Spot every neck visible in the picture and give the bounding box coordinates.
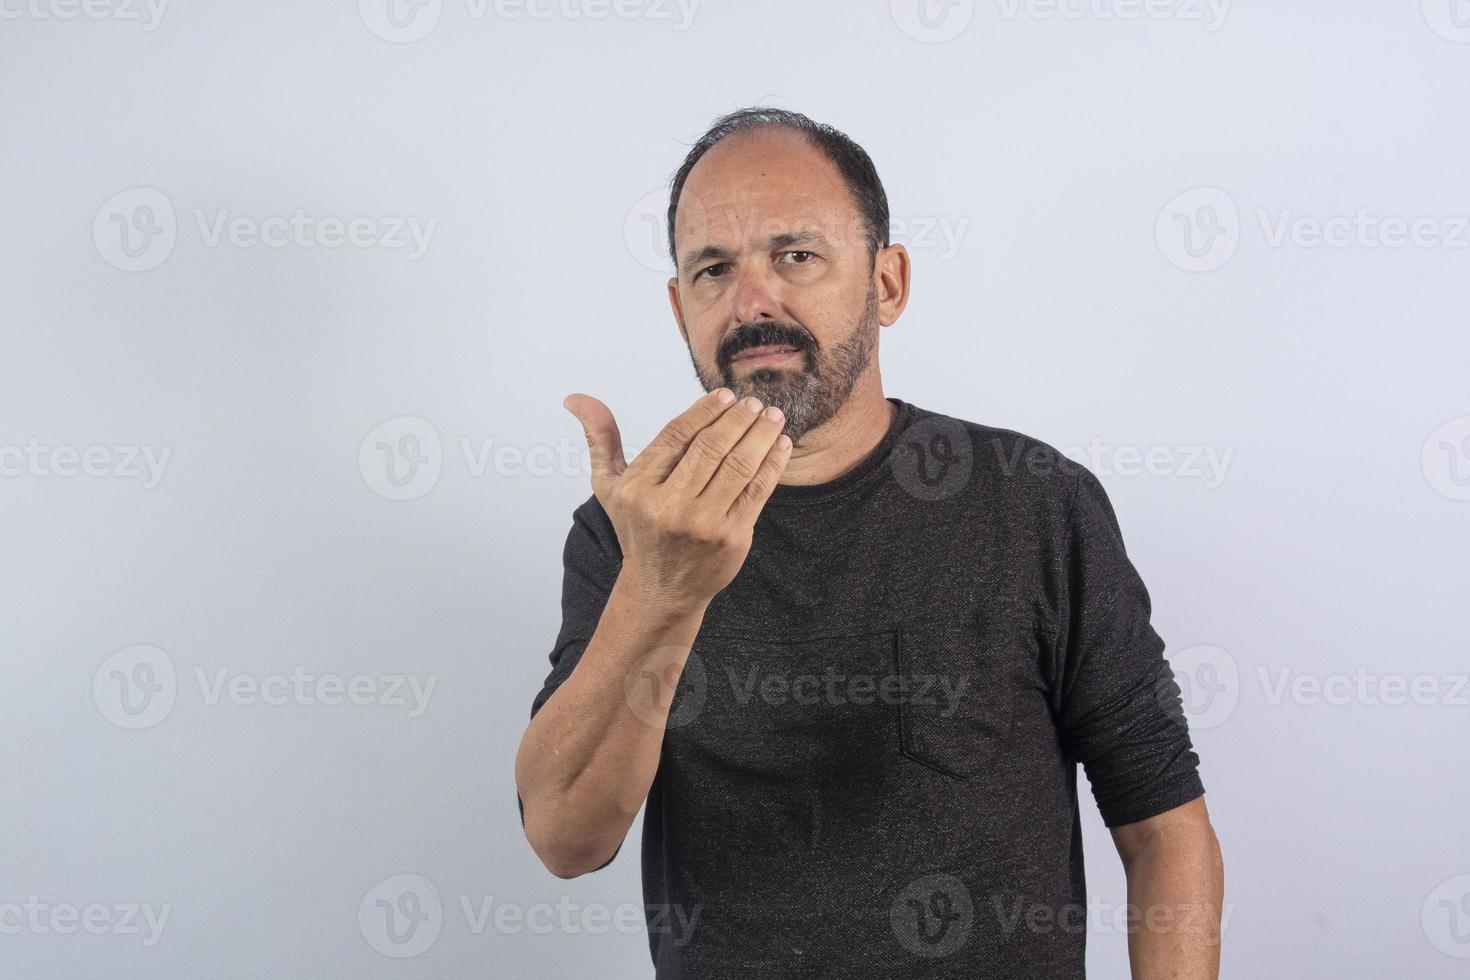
[777,377,897,487]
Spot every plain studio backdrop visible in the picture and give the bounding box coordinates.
[3,1,1468,977]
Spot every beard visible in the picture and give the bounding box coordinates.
[688,283,880,445]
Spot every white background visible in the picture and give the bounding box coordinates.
[3,0,1469,977]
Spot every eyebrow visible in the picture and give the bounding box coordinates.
[678,230,833,278]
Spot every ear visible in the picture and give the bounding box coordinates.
[874,244,912,326]
[668,276,690,345]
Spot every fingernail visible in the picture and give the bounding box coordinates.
[744,397,763,413]
[714,388,735,405]
[763,406,783,422]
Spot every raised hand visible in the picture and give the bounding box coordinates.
[563,388,792,610]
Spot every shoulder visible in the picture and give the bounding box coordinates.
[901,402,1094,518]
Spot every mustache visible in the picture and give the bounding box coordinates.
[717,322,813,367]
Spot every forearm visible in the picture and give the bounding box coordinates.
[1121,816,1225,979]
[514,570,708,877]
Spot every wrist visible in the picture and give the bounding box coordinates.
[612,570,711,621]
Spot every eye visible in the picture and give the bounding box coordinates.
[694,262,727,281]
[782,250,814,264]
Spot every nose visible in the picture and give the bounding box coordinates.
[730,260,783,325]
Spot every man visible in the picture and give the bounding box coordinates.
[515,107,1224,978]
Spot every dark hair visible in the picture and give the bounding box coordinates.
[665,107,891,273]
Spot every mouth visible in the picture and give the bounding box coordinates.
[731,344,803,368]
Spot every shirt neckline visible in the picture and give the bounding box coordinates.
[765,397,912,507]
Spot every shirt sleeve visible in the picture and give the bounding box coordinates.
[517,495,622,847]
[1051,465,1205,828]
[530,495,622,719]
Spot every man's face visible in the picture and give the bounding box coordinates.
[668,127,883,445]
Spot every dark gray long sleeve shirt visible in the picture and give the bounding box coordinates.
[527,395,1205,978]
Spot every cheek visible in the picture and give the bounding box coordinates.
[799,272,870,324]
[788,297,850,346]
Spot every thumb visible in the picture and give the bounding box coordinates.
[563,393,627,490]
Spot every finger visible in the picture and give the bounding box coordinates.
[663,395,767,496]
[728,431,794,523]
[563,393,627,496]
[700,403,786,511]
[628,387,739,483]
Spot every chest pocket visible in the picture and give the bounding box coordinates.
[893,618,1019,780]
[664,620,1021,788]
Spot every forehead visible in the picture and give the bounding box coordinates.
[675,127,859,250]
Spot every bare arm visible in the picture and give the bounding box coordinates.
[1110,796,1225,979]
[514,574,708,878]
[515,387,790,878]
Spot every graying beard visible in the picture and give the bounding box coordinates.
[690,286,880,445]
